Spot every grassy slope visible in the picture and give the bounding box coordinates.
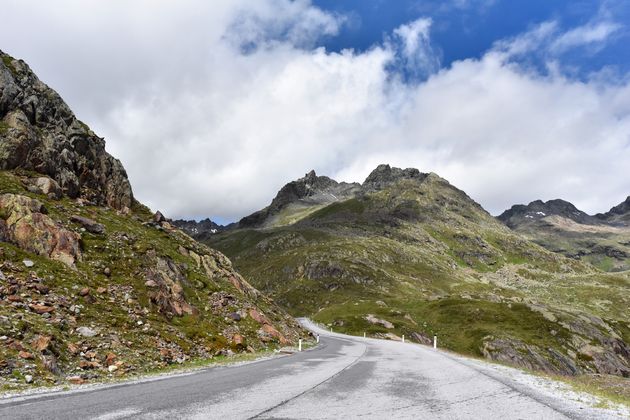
[509,218,630,272]
[0,171,304,391]
[208,175,630,377]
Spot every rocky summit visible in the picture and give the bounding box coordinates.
[0,51,306,392]
[0,50,132,210]
[208,166,630,378]
[238,169,361,229]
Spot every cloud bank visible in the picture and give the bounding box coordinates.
[1,0,629,221]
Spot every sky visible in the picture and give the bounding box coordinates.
[1,0,629,223]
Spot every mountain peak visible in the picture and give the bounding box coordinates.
[596,196,630,224]
[498,198,594,228]
[363,164,427,190]
[238,170,360,228]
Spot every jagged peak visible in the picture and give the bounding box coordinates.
[362,164,427,190]
[498,198,594,227]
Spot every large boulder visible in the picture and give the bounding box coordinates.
[0,50,133,210]
[0,193,81,266]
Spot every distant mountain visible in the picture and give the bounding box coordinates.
[0,49,305,390]
[498,199,630,272]
[498,199,597,228]
[207,165,630,378]
[171,218,224,240]
[238,169,361,228]
[597,196,630,225]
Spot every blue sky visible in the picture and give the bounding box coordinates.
[314,0,629,78]
[1,0,629,221]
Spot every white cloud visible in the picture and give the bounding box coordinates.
[551,21,621,53]
[391,18,440,78]
[0,0,629,220]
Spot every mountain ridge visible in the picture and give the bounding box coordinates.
[206,164,630,378]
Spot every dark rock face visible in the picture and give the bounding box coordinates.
[238,170,360,228]
[172,218,223,240]
[362,164,427,191]
[597,196,630,224]
[498,199,595,228]
[0,50,133,210]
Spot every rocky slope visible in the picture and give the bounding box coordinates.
[0,51,132,210]
[207,166,630,378]
[0,50,305,391]
[498,199,630,272]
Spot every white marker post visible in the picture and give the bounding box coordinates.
[402,335,405,343]
[316,334,320,343]
[330,327,333,333]
[299,339,302,352]
[433,335,437,349]
[363,332,366,338]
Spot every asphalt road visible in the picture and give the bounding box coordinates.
[0,319,622,419]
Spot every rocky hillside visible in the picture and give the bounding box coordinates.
[0,52,132,210]
[0,50,305,391]
[498,199,630,272]
[207,165,630,378]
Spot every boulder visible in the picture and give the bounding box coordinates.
[24,177,62,199]
[364,314,394,329]
[76,326,97,337]
[70,215,105,234]
[0,194,81,267]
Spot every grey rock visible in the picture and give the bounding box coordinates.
[76,326,97,337]
[0,50,133,210]
[22,259,34,268]
[70,215,105,234]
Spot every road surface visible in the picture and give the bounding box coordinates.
[0,319,624,419]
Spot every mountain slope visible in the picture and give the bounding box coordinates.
[208,166,630,377]
[498,199,630,272]
[0,50,305,391]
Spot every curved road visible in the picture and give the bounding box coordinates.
[0,319,622,419]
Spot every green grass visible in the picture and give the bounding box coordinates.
[1,54,18,77]
[0,121,9,135]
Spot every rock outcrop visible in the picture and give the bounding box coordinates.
[362,164,427,191]
[0,193,81,266]
[0,50,133,210]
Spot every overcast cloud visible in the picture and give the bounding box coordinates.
[1,0,629,221]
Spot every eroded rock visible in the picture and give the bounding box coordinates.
[0,194,81,266]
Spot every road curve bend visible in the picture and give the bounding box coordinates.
[0,318,624,419]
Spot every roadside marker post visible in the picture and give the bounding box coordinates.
[363,332,366,338]
[330,327,333,333]
[433,335,437,349]
[316,334,320,343]
[402,335,405,343]
[299,339,302,352]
